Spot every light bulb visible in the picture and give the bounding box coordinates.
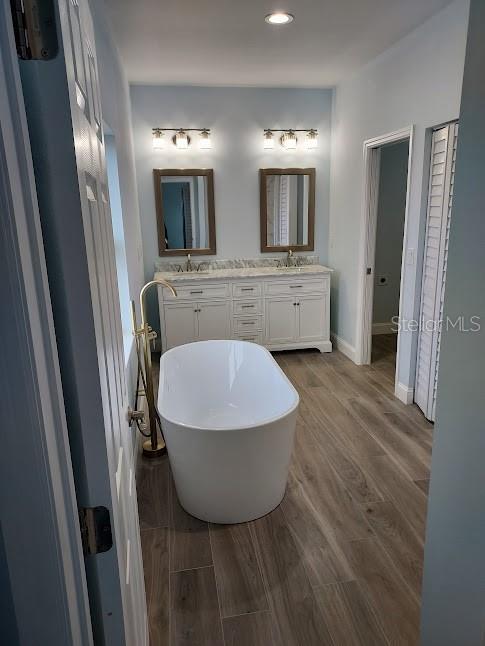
[263,130,275,150]
[265,12,294,25]
[199,129,212,150]
[281,130,297,150]
[174,130,189,149]
[152,129,164,150]
[305,129,318,149]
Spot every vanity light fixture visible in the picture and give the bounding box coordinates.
[174,129,190,149]
[265,12,294,25]
[263,128,319,151]
[281,129,298,150]
[199,128,212,150]
[263,129,275,150]
[152,127,213,151]
[305,129,319,149]
[152,128,165,150]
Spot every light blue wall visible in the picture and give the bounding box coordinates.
[329,0,469,386]
[421,1,485,642]
[373,141,409,326]
[130,85,333,333]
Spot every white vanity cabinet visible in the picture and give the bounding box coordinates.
[265,297,297,344]
[197,301,231,341]
[163,300,231,349]
[164,302,198,349]
[264,279,329,348]
[265,295,327,345]
[158,268,332,353]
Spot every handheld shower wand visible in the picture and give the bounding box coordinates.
[131,279,177,458]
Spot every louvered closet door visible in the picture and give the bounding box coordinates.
[415,123,458,421]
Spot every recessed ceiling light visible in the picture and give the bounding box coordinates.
[265,12,294,25]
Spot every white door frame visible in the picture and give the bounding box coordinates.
[0,3,92,643]
[356,126,414,395]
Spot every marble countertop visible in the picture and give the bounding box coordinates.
[154,264,333,283]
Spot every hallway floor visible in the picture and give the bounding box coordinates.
[137,340,432,645]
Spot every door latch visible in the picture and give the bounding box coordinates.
[79,506,113,556]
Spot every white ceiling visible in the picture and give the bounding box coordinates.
[104,0,454,87]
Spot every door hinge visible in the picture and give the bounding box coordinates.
[9,0,58,60]
[79,506,113,556]
[366,267,372,275]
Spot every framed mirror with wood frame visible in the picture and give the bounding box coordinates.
[153,168,216,256]
[260,168,315,252]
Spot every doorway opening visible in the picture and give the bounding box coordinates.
[371,140,409,380]
[356,127,413,393]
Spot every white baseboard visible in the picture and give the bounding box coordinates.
[330,333,357,363]
[395,381,414,405]
[372,322,397,335]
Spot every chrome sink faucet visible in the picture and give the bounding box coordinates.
[286,249,294,267]
[175,254,208,273]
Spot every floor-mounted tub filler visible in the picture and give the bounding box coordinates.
[157,340,299,523]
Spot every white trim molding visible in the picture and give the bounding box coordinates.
[331,333,357,363]
[395,381,414,405]
[355,125,415,399]
[372,322,397,335]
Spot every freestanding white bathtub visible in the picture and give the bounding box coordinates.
[157,340,299,523]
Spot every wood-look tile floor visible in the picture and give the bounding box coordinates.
[137,335,433,646]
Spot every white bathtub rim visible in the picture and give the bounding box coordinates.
[158,339,300,432]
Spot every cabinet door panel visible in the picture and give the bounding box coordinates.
[265,297,297,344]
[164,303,198,349]
[198,301,231,341]
[298,295,326,342]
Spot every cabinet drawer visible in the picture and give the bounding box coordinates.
[162,282,229,301]
[232,282,262,298]
[235,331,263,345]
[232,299,263,316]
[233,315,263,333]
[264,277,329,296]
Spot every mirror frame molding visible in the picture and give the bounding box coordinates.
[153,168,216,256]
[260,167,315,253]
